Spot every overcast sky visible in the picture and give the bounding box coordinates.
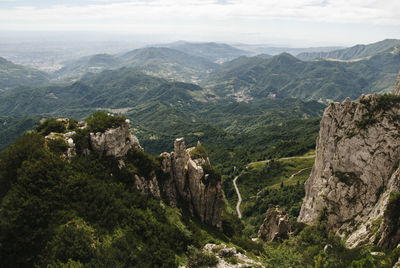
[0,0,399,46]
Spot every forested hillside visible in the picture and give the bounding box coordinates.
[206,49,400,102]
[0,57,49,89]
[297,39,400,61]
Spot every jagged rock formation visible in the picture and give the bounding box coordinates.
[45,118,141,159]
[45,116,224,229]
[298,94,400,249]
[258,207,291,242]
[394,72,400,95]
[90,119,141,157]
[159,138,225,229]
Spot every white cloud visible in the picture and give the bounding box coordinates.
[0,0,399,44]
[0,0,399,24]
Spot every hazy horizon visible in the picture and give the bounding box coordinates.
[1,0,399,47]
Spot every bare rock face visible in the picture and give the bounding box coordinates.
[394,72,400,95]
[160,138,225,229]
[133,173,161,199]
[89,120,141,157]
[258,207,291,242]
[298,94,400,249]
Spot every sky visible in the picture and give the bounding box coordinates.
[0,0,399,46]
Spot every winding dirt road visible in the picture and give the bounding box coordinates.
[233,176,242,219]
[233,155,315,218]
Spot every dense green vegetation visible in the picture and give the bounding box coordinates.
[259,220,400,267]
[1,114,400,267]
[86,111,126,132]
[1,38,400,267]
[0,115,41,151]
[357,94,400,129]
[0,65,325,172]
[0,115,250,267]
[225,156,315,236]
[206,49,400,102]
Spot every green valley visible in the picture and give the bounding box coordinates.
[1,37,400,267]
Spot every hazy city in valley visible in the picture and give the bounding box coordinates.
[0,1,400,267]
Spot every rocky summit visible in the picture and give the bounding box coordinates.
[298,94,400,249]
[89,119,141,157]
[158,138,225,229]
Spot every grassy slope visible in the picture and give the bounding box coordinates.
[226,153,315,236]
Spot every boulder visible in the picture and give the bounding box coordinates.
[258,207,291,242]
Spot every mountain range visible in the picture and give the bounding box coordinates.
[206,49,400,102]
[2,39,399,102]
[1,37,400,267]
[1,39,399,161]
[297,39,400,61]
[0,57,49,89]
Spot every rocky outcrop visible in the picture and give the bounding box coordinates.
[298,94,400,249]
[160,138,225,229]
[44,115,224,229]
[133,173,161,198]
[203,243,265,268]
[258,207,291,242]
[90,119,140,157]
[44,118,79,159]
[394,72,400,95]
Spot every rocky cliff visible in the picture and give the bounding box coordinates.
[89,119,141,157]
[94,129,225,229]
[45,115,224,229]
[158,138,225,229]
[298,94,400,249]
[45,117,141,159]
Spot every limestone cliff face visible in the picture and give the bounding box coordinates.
[89,120,141,157]
[298,94,400,249]
[159,138,225,229]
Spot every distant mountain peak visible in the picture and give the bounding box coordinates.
[271,52,301,63]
